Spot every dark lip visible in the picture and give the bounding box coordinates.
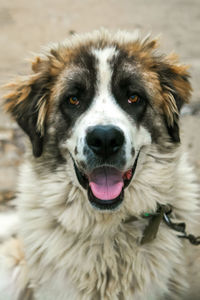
[73,151,140,210]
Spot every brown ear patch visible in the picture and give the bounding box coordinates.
[162,91,179,126]
[3,76,47,157]
[3,75,49,136]
[3,46,69,137]
[158,60,192,142]
[3,57,57,156]
[159,63,192,126]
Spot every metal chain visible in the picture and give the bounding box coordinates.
[161,205,200,246]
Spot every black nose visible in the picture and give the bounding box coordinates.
[86,125,124,159]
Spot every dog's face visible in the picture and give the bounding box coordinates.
[4,31,191,211]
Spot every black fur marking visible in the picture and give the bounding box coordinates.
[111,52,149,124]
[74,146,78,155]
[59,50,97,121]
[131,147,135,156]
[165,115,180,143]
[50,49,98,161]
[10,85,47,157]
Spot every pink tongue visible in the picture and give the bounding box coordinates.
[89,167,124,200]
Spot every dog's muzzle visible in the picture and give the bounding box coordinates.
[73,125,140,210]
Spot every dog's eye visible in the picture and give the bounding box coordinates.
[69,96,80,106]
[128,95,140,104]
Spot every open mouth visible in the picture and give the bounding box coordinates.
[73,152,140,210]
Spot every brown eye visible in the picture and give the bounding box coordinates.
[128,95,140,104]
[69,96,79,106]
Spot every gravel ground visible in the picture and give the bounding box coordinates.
[0,0,200,205]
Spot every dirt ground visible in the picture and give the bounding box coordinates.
[0,0,200,201]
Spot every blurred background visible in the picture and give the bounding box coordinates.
[0,0,200,208]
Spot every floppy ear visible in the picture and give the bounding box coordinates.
[3,58,51,157]
[158,55,192,143]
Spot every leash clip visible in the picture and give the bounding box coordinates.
[162,206,200,246]
[163,211,186,233]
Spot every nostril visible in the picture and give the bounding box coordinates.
[93,138,102,148]
[110,139,121,153]
[87,136,102,149]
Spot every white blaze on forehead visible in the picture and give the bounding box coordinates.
[92,47,117,94]
[89,47,123,124]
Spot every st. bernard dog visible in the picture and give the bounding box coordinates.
[0,30,199,300]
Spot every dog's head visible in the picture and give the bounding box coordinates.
[4,30,191,211]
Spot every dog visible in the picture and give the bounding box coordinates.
[0,29,199,300]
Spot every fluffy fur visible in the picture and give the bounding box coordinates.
[0,29,199,300]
